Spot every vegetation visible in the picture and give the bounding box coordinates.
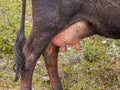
[0,0,120,90]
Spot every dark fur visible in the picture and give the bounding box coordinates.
[14,0,120,89]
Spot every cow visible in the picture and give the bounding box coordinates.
[13,0,120,90]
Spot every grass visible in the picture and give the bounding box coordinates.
[0,36,120,90]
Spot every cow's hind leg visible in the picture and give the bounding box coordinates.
[20,33,43,90]
[20,52,40,90]
[43,43,62,90]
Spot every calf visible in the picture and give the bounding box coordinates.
[14,0,120,90]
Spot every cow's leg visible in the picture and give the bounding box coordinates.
[20,55,38,90]
[43,43,62,90]
[19,32,52,90]
[20,61,36,90]
[20,31,45,90]
[20,26,61,90]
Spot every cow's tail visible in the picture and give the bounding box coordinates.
[13,0,26,81]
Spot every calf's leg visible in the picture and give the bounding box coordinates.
[43,43,62,90]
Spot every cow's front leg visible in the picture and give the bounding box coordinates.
[43,43,62,90]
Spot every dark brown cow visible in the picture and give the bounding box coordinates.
[13,0,120,90]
